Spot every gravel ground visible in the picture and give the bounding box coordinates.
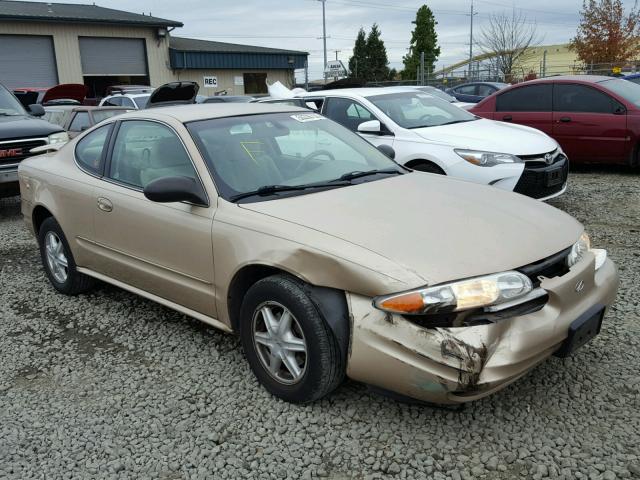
[1,171,639,480]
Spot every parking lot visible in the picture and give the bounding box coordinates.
[0,170,639,480]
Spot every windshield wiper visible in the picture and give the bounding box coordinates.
[230,181,351,202]
[337,168,403,182]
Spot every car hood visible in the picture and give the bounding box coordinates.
[0,115,62,141]
[239,173,582,287]
[411,118,558,155]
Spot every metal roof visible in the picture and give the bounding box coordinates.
[170,37,307,56]
[0,0,183,27]
[170,37,308,71]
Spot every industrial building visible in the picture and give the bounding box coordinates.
[0,0,308,96]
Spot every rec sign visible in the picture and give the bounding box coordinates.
[203,76,218,88]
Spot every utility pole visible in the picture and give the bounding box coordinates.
[468,0,477,80]
[420,51,425,85]
[319,0,327,83]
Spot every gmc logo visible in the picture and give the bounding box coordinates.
[0,148,23,158]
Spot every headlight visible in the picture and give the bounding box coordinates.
[455,149,521,167]
[373,271,533,315]
[47,132,69,145]
[566,232,607,271]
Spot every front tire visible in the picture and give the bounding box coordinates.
[38,217,95,295]
[239,275,344,403]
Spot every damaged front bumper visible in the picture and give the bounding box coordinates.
[345,253,619,404]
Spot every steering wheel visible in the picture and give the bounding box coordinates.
[293,149,336,175]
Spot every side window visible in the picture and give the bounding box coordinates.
[75,124,111,174]
[477,84,495,97]
[120,97,136,108]
[304,98,323,111]
[456,85,477,95]
[68,112,91,132]
[108,121,197,189]
[554,84,615,114]
[324,97,375,131]
[103,96,121,106]
[496,84,552,112]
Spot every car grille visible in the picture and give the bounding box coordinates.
[0,138,48,169]
[517,246,571,287]
[514,151,569,199]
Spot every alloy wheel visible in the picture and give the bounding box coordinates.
[252,301,307,385]
[44,231,68,283]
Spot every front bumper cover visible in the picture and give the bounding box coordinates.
[345,253,619,404]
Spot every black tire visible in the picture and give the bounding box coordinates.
[239,274,344,403]
[410,161,446,175]
[38,216,96,295]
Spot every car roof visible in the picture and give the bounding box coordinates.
[112,103,309,123]
[518,75,615,84]
[298,87,410,98]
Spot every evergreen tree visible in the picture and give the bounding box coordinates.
[348,28,368,79]
[402,5,441,80]
[366,24,390,82]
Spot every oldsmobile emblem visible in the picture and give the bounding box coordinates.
[575,280,585,293]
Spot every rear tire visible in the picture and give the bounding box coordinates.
[239,274,344,403]
[38,217,96,295]
[409,161,446,175]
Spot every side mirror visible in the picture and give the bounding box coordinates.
[28,104,45,117]
[613,105,626,115]
[357,120,381,134]
[377,144,396,160]
[143,176,208,206]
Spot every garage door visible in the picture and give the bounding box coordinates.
[79,37,148,76]
[0,35,58,89]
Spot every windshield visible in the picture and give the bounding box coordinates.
[0,84,27,116]
[601,78,640,107]
[187,112,402,201]
[133,95,150,109]
[367,92,477,129]
[416,86,457,103]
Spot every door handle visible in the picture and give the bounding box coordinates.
[97,197,113,212]
[559,117,571,123]
[502,115,512,121]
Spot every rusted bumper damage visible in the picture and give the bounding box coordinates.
[345,254,619,404]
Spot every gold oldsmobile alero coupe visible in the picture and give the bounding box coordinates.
[18,87,618,404]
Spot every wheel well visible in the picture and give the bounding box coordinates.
[227,264,351,367]
[32,206,53,234]
[405,159,446,174]
[227,265,287,333]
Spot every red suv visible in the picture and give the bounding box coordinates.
[470,76,640,165]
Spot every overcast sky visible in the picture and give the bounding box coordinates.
[25,0,640,79]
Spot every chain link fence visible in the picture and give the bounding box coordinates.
[366,61,640,91]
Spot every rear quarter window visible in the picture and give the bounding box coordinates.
[75,124,112,175]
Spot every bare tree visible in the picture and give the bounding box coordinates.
[477,11,542,81]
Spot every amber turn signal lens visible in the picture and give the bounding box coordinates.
[378,292,424,314]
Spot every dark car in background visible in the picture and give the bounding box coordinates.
[447,81,509,103]
[470,75,640,166]
[43,105,130,138]
[623,73,640,85]
[0,82,67,197]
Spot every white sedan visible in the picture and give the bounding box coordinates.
[297,88,568,200]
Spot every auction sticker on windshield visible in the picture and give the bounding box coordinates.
[291,113,324,122]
